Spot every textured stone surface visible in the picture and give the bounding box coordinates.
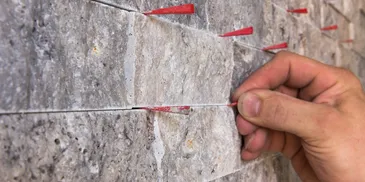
[319,35,337,65]
[133,14,234,106]
[324,0,362,21]
[305,26,322,61]
[273,0,321,29]
[0,111,157,182]
[99,0,208,30]
[359,58,365,83]
[344,0,363,21]
[232,43,273,92]
[337,12,351,42]
[207,0,272,48]
[307,0,324,28]
[212,154,301,182]
[152,106,241,181]
[288,16,307,55]
[0,0,134,112]
[288,0,322,28]
[338,47,361,76]
[266,3,291,50]
[0,0,30,112]
[325,0,344,14]
[272,0,288,9]
[94,0,140,11]
[321,2,339,39]
[99,0,274,48]
[1,0,365,181]
[353,10,365,58]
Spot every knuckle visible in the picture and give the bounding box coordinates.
[337,68,362,88]
[337,67,355,78]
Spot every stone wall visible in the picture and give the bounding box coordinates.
[0,0,364,181]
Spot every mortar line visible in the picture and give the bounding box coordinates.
[91,0,137,12]
[328,3,351,22]
[0,108,133,115]
[352,49,365,60]
[0,103,236,115]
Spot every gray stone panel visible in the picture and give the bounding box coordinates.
[277,0,321,29]
[353,10,365,58]
[133,13,234,106]
[337,13,351,42]
[343,0,361,21]
[0,0,33,112]
[359,59,365,84]
[318,35,337,65]
[207,0,271,48]
[325,0,344,14]
[0,0,134,112]
[232,43,273,92]
[99,0,208,30]
[140,0,208,30]
[0,111,157,182]
[268,4,291,50]
[212,154,301,182]
[287,0,309,23]
[288,16,307,55]
[307,0,323,28]
[321,2,339,39]
[324,0,362,21]
[338,47,361,76]
[272,0,289,9]
[99,0,274,48]
[305,26,322,61]
[93,0,140,11]
[150,106,241,181]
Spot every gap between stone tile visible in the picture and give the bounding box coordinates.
[91,0,137,12]
[328,3,351,22]
[0,104,236,115]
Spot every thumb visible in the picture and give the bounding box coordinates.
[237,89,335,138]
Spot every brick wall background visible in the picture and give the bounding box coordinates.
[0,0,364,181]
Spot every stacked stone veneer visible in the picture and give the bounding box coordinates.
[1,0,365,181]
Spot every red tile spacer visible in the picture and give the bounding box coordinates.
[342,39,354,43]
[321,25,338,31]
[262,42,288,51]
[287,8,308,14]
[177,106,191,111]
[143,4,195,15]
[148,106,171,112]
[140,105,191,115]
[219,27,254,37]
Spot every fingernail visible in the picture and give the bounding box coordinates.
[244,134,255,150]
[240,93,261,117]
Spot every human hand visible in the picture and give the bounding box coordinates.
[232,51,365,182]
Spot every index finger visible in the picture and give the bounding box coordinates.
[232,51,339,101]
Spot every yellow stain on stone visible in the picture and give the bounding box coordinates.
[187,139,193,149]
[92,46,98,55]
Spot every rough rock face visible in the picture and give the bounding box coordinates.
[0,0,364,181]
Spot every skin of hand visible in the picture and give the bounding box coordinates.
[232,51,365,182]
